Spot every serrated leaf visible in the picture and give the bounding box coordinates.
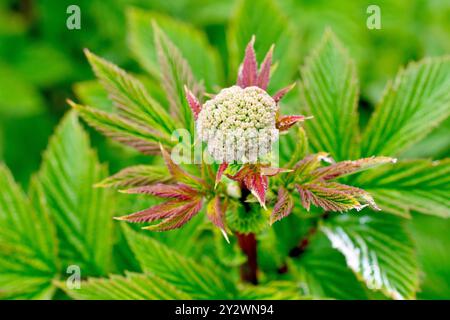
[0,166,58,299]
[361,57,450,157]
[35,111,114,276]
[96,165,172,188]
[270,186,294,224]
[71,101,174,154]
[160,145,207,189]
[228,0,299,90]
[311,156,396,181]
[123,226,237,299]
[296,183,362,212]
[355,159,450,218]
[300,30,359,161]
[84,49,176,135]
[154,24,202,132]
[127,8,222,89]
[321,213,419,300]
[60,272,191,300]
[206,195,226,230]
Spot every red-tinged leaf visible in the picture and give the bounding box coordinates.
[226,165,252,182]
[206,196,227,229]
[260,166,292,177]
[215,163,229,186]
[227,165,269,207]
[326,182,380,211]
[311,156,396,181]
[115,200,183,223]
[296,183,361,212]
[270,186,294,224]
[70,100,170,155]
[184,85,202,120]
[237,36,258,88]
[244,173,268,208]
[276,115,307,131]
[95,165,172,188]
[272,83,296,103]
[143,198,203,231]
[160,145,206,189]
[122,183,198,201]
[257,45,274,90]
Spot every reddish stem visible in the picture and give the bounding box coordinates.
[236,232,258,284]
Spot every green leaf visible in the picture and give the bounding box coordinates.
[299,30,359,161]
[361,57,450,157]
[321,213,419,300]
[355,159,450,218]
[153,24,201,132]
[127,7,222,89]
[288,233,368,299]
[228,0,300,90]
[60,272,191,300]
[123,226,237,299]
[70,101,174,154]
[0,165,58,299]
[84,49,176,135]
[35,111,114,276]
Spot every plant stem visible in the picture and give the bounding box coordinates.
[236,183,258,284]
[236,232,258,284]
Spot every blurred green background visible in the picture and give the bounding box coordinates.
[0,0,449,299]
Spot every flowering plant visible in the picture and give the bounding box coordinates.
[1,1,449,301]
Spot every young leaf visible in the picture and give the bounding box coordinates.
[124,227,237,299]
[321,213,419,300]
[296,183,364,212]
[35,111,114,276]
[237,36,258,88]
[96,165,172,188]
[270,186,294,224]
[299,30,359,161]
[70,101,174,154]
[310,156,396,181]
[355,159,450,218]
[60,272,191,300]
[0,166,58,299]
[361,57,450,157]
[84,49,176,135]
[228,0,299,90]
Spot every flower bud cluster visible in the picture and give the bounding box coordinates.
[197,86,278,163]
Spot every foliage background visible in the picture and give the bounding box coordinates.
[0,0,449,299]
